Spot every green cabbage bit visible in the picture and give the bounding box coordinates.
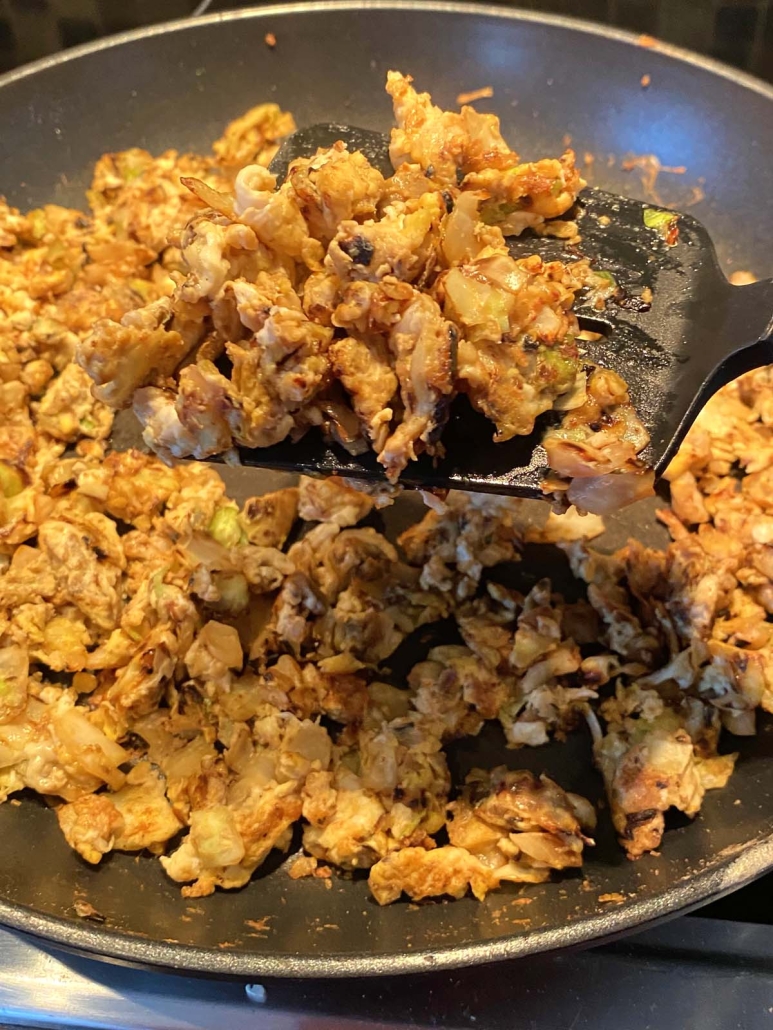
[536,345,580,394]
[27,209,48,242]
[150,566,170,599]
[595,270,617,288]
[479,200,522,226]
[208,504,246,548]
[117,152,149,182]
[643,207,679,246]
[0,463,24,499]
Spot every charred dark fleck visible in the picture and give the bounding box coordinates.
[654,780,668,790]
[588,421,602,432]
[139,649,156,674]
[448,323,459,371]
[339,235,374,266]
[623,808,658,838]
[427,399,454,444]
[613,289,652,313]
[425,163,436,179]
[441,190,454,214]
[522,335,539,352]
[93,546,107,560]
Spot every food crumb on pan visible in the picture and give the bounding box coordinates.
[289,855,319,879]
[597,893,626,904]
[264,32,277,48]
[455,86,493,104]
[730,269,757,285]
[73,900,106,922]
[245,917,273,933]
[640,74,651,88]
[622,153,686,205]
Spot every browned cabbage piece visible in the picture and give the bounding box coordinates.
[589,683,735,858]
[368,766,594,904]
[211,102,296,172]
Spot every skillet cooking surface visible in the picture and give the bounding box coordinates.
[1,1,773,978]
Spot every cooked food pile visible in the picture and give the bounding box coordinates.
[74,72,651,505]
[0,82,766,907]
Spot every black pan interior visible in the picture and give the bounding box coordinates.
[0,2,773,978]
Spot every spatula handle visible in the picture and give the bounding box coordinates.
[713,278,773,387]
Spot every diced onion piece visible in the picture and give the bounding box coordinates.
[284,720,332,768]
[197,620,244,670]
[183,532,233,569]
[567,469,655,515]
[512,831,583,868]
[567,792,597,831]
[53,708,128,789]
[531,304,562,340]
[162,736,216,781]
[544,437,636,479]
[441,192,483,265]
[721,709,756,736]
[552,373,588,412]
[180,176,235,219]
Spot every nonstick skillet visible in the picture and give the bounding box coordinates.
[0,1,773,979]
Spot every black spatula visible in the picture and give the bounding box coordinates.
[239,124,773,497]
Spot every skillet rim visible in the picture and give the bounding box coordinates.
[0,0,772,103]
[1,837,773,977]
[0,0,772,978]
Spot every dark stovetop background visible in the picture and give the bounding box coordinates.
[0,0,770,930]
[0,0,772,82]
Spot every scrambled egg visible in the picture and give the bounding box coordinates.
[0,83,767,908]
